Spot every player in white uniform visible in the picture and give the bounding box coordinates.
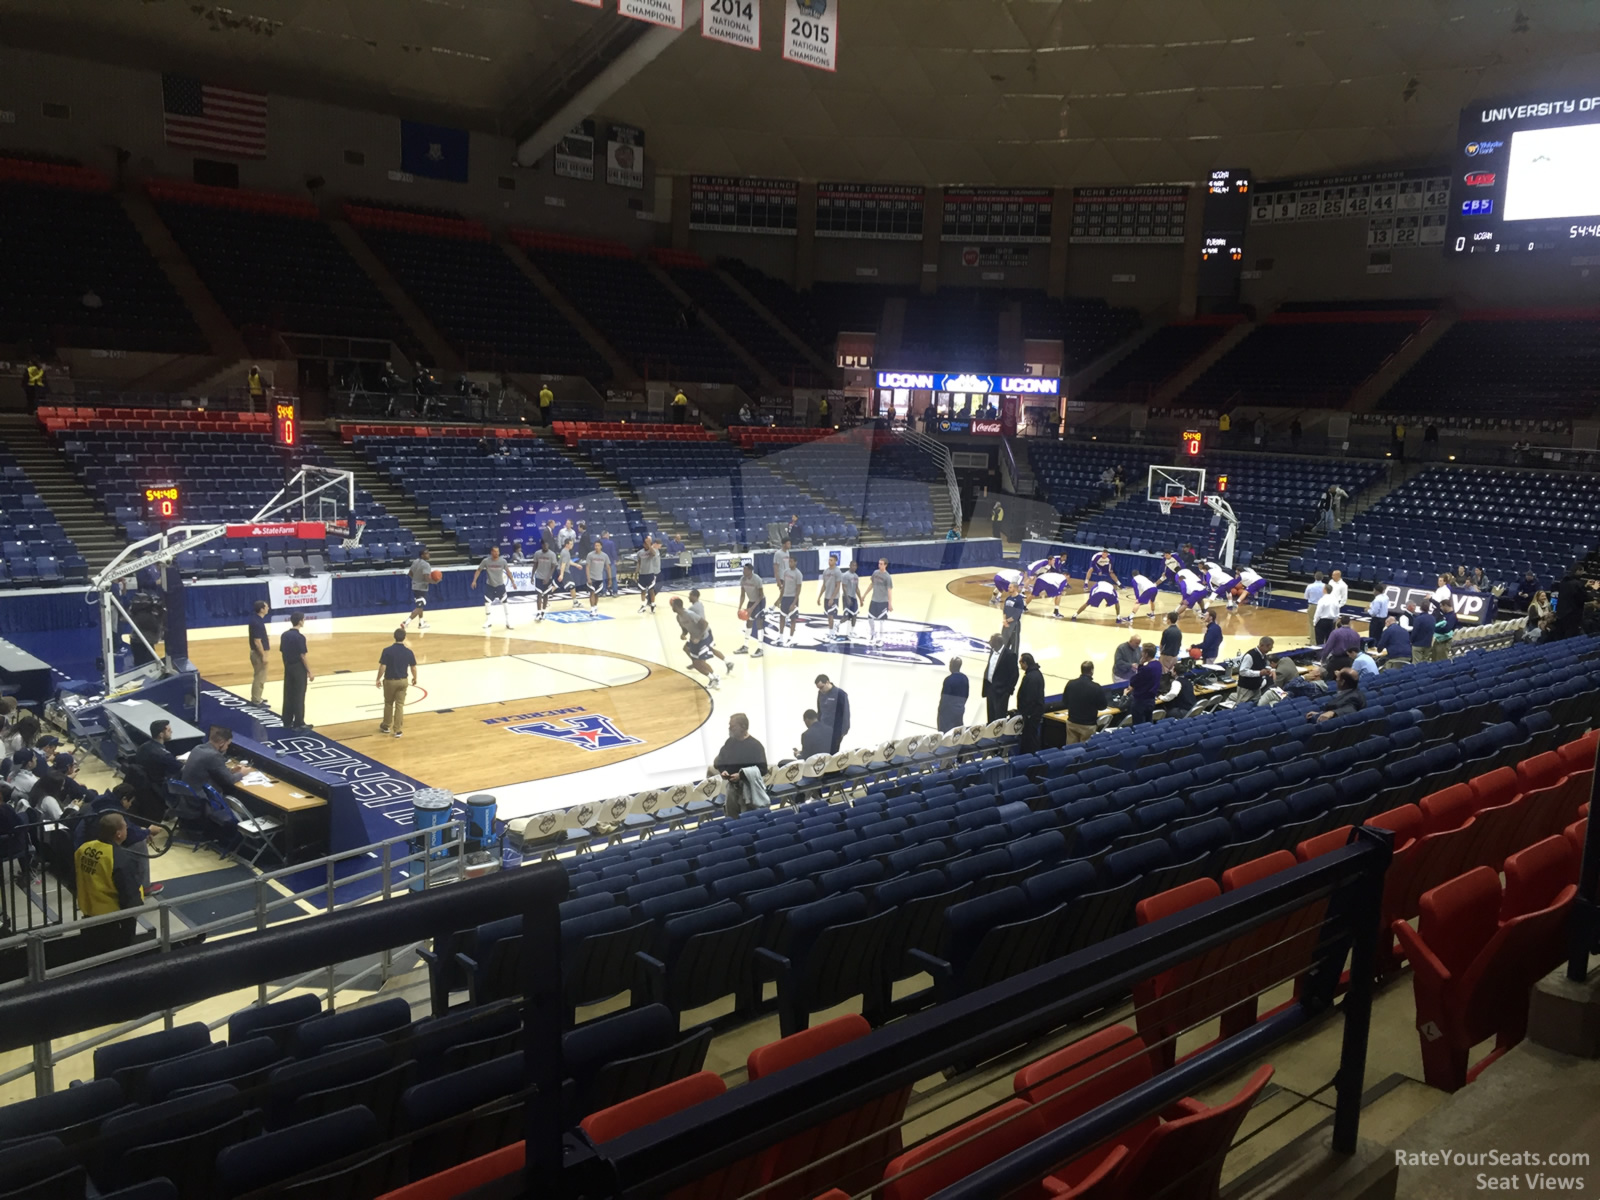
[635,536,661,614]
[528,544,560,622]
[867,559,893,646]
[817,552,845,640]
[1072,550,1127,622]
[471,546,516,630]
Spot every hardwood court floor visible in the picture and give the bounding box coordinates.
[187,631,712,794]
[185,568,1321,817]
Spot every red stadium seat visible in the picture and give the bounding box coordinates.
[1131,878,1220,1070]
[579,1070,727,1145]
[1419,784,1476,834]
[1393,857,1575,1091]
[880,1099,1045,1200]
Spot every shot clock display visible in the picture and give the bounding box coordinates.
[273,399,298,448]
[1181,429,1204,457]
[144,483,181,523]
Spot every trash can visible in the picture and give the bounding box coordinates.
[465,794,497,854]
[411,787,454,854]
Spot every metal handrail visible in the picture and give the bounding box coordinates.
[900,428,964,529]
[0,819,468,1095]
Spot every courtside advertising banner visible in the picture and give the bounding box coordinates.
[703,0,760,49]
[783,0,837,71]
[715,552,754,579]
[620,0,685,29]
[269,574,332,610]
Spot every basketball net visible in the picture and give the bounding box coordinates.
[1157,499,1172,515]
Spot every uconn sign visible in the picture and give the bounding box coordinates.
[874,371,1060,396]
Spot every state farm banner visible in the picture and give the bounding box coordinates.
[782,0,837,72]
[620,0,685,29]
[269,574,333,610]
[703,0,760,49]
[606,123,645,189]
[226,521,327,539]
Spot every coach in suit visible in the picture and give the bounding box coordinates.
[1016,653,1046,752]
[937,658,969,731]
[982,634,1019,722]
[814,675,852,753]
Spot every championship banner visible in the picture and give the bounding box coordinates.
[554,120,596,181]
[606,123,645,189]
[782,0,837,72]
[816,182,923,240]
[1070,185,1188,244]
[703,0,760,49]
[620,0,685,29]
[1250,166,1451,249]
[268,574,333,610]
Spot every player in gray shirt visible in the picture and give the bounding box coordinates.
[669,595,733,687]
[841,561,862,638]
[817,552,845,641]
[636,536,662,614]
[472,546,516,631]
[405,548,433,631]
[771,539,793,582]
[778,562,805,644]
[687,588,707,625]
[583,541,613,609]
[529,545,560,622]
[868,558,894,646]
[736,562,767,658]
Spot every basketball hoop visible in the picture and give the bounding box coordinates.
[1157,499,1173,515]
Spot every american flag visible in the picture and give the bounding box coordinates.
[162,74,267,158]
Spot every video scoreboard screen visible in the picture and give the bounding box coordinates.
[1447,90,1600,254]
[688,176,798,235]
[816,182,924,240]
[940,188,1053,243]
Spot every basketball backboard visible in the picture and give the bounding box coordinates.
[1146,464,1206,507]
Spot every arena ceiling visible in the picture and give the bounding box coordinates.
[3,0,1599,185]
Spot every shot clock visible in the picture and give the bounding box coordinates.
[144,483,181,523]
[273,399,299,448]
[1181,429,1204,457]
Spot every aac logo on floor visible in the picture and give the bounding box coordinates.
[506,713,644,752]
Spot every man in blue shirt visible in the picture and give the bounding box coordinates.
[1303,573,1326,642]
[247,601,271,705]
[1351,648,1380,681]
[1128,644,1164,724]
[1366,586,1391,641]
[375,627,419,737]
[1193,610,1224,663]
[1374,615,1410,663]
[1406,603,1435,661]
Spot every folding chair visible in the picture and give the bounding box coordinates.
[204,785,285,868]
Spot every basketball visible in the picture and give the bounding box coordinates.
[430,569,443,583]
[737,608,749,621]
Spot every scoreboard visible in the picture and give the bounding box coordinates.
[273,398,298,448]
[688,176,798,235]
[144,483,181,523]
[941,188,1053,243]
[1197,168,1251,297]
[1250,167,1451,250]
[1446,91,1600,255]
[815,182,924,240]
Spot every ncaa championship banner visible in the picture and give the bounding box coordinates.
[619,0,685,29]
[607,123,646,189]
[704,0,760,49]
[783,0,837,71]
[269,574,333,610]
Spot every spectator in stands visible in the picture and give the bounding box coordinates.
[796,710,830,759]
[23,359,45,411]
[936,658,969,732]
[1112,465,1125,501]
[247,365,265,405]
[1407,602,1436,661]
[1434,600,1458,654]
[1218,411,1231,444]
[5,748,39,807]
[1327,569,1349,608]
[1285,663,1331,700]
[1062,661,1104,744]
[1321,615,1362,670]
[1313,584,1342,647]
[73,812,148,949]
[1374,614,1411,664]
[713,713,767,817]
[5,715,40,756]
[1112,632,1144,682]
[1306,669,1366,722]
[1391,420,1406,461]
[538,383,554,425]
[1236,636,1273,700]
[247,600,271,705]
[671,387,690,424]
[739,401,755,425]
[1128,644,1163,725]
[1351,645,1380,681]
[1554,570,1588,641]
[1160,658,1196,717]
[1253,415,1266,446]
[1525,590,1553,636]
[1303,572,1326,642]
[946,526,961,541]
[279,612,313,729]
[1193,612,1223,664]
[1513,570,1541,612]
[34,751,92,815]
[1159,611,1183,669]
[1432,574,1453,606]
[1016,653,1047,751]
[1273,655,1299,687]
[786,514,804,546]
[982,633,1018,721]
[814,675,851,754]
[1365,585,1390,640]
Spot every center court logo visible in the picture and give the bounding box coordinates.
[758,612,990,666]
[506,714,644,751]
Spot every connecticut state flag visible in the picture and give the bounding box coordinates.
[400,120,470,183]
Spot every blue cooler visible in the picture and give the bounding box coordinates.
[465,794,497,853]
[411,788,454,854]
